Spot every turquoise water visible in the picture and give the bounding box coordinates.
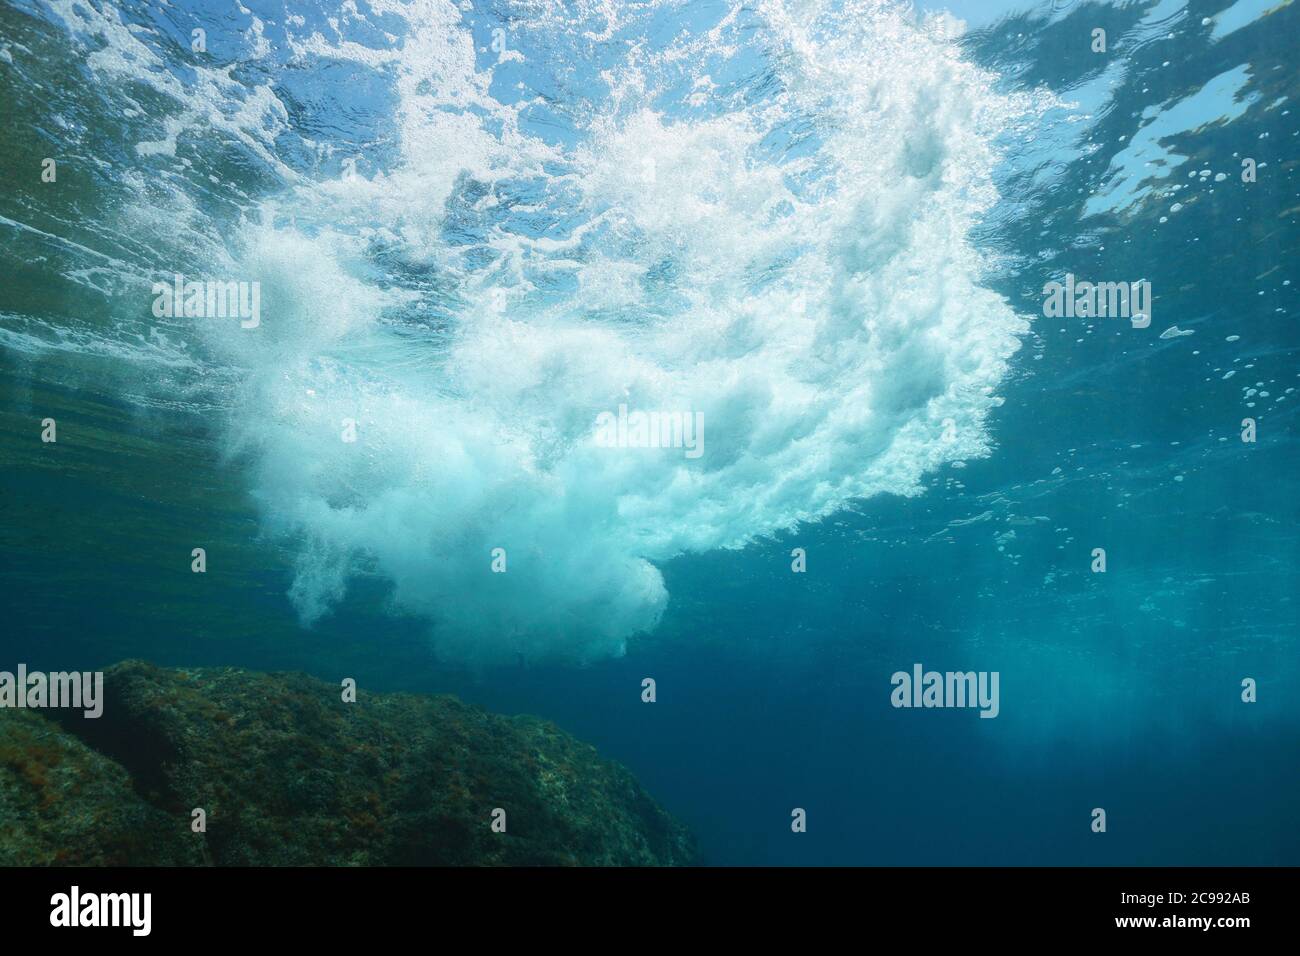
[1,0,1297,864]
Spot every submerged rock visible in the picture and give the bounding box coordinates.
[1,661,697,866]
[0,708,200,865]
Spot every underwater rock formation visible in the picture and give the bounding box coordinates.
[0,661,697,866]
[0,707,201,866]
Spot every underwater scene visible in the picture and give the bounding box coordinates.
[0,0,1297,868]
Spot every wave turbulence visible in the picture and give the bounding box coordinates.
[20,0,1043,662]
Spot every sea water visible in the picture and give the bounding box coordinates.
[0,0,1297,865]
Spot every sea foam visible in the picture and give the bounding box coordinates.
[62,0,1043,662]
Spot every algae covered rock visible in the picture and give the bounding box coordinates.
[0,708,201,866]
[18,660,697,866]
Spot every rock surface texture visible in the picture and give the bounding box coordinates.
[0,661,697,866]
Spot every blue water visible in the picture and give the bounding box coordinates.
[1,0,1297,865]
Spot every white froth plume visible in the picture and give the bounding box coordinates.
[196,0,1037,662]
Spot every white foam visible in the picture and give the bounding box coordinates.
[86,0,1041,662]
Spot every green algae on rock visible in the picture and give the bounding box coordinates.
[0,660,696,866]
